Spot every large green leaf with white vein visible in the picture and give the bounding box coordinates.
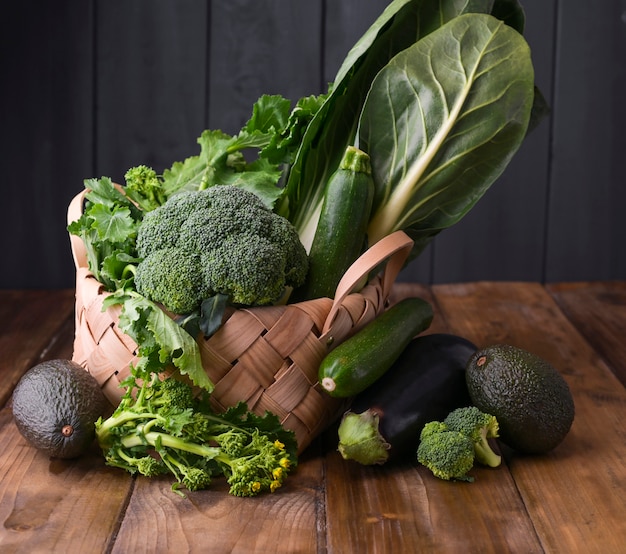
[360,13,535,256]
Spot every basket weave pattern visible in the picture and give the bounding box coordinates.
[68,191,413,452]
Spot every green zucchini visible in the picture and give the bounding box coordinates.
[319,296,433,398]
[297,145,374,301]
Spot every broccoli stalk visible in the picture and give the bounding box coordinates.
[336,411,391,465]
[95,372,298,497]
[443,406,502,468]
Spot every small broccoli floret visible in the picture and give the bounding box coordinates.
[109,448,167,477]
[420,421,449,441]
[444,406,502,468]
[134,185,308,314]
[95,372,298,497]
[179,466,213,492]
[417,429,475,482]
[145,375,196,411]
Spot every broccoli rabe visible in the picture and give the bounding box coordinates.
[95,372,298,497]
[124,165,167,212]
[416,406,502,482]
[444,406,501,468]
[134,185,308,314]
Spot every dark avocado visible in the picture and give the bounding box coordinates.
[12,359,109,459]
[466,344,575,454]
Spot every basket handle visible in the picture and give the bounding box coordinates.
[67,189,89,271]
[322,230,413,335]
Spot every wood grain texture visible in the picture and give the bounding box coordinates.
[0,416,132,554]
[0,290,75,407]
[325,454,543,554]
[110,448,324,554]
[547,281,626,386]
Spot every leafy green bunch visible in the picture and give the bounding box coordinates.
[95,371,298,497]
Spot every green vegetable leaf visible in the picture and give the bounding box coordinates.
[104,291,213,392]
[83,176,124,204]
[261,93,328,166]
[361,13,535,255]
[160,94,322,208]
[100,251,140,290]
[198,294,229,338]
[242,94,292,137]
[68,177,143,290]
[174,293,228,340]
[88,204,137,243]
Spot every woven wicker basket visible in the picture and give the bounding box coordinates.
[67,190,414,453]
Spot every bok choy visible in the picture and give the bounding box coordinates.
[360,13,535,256]
[278,0,539,256]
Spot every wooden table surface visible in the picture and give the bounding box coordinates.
[1,281,625,554]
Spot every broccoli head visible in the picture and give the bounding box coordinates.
[134,185,308,313]
[444,406,502,468]
[417,429,475,482]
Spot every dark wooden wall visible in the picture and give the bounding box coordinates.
[2,0,625,289]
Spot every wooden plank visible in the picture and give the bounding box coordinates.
[545,2,626,280]
[208,0,323,135]
[432,282,626,553]
[96,0,208,182]
[1,2,94,289]
[325,455,542,554]
[0,408,132,553]
[108,444,325,554]
[0,290,76,408]
[547,281,626,387]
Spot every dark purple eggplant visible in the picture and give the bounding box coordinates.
[337,333,476,465]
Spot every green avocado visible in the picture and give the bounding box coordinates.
[466,345,575,454]
[12,359,109,459]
